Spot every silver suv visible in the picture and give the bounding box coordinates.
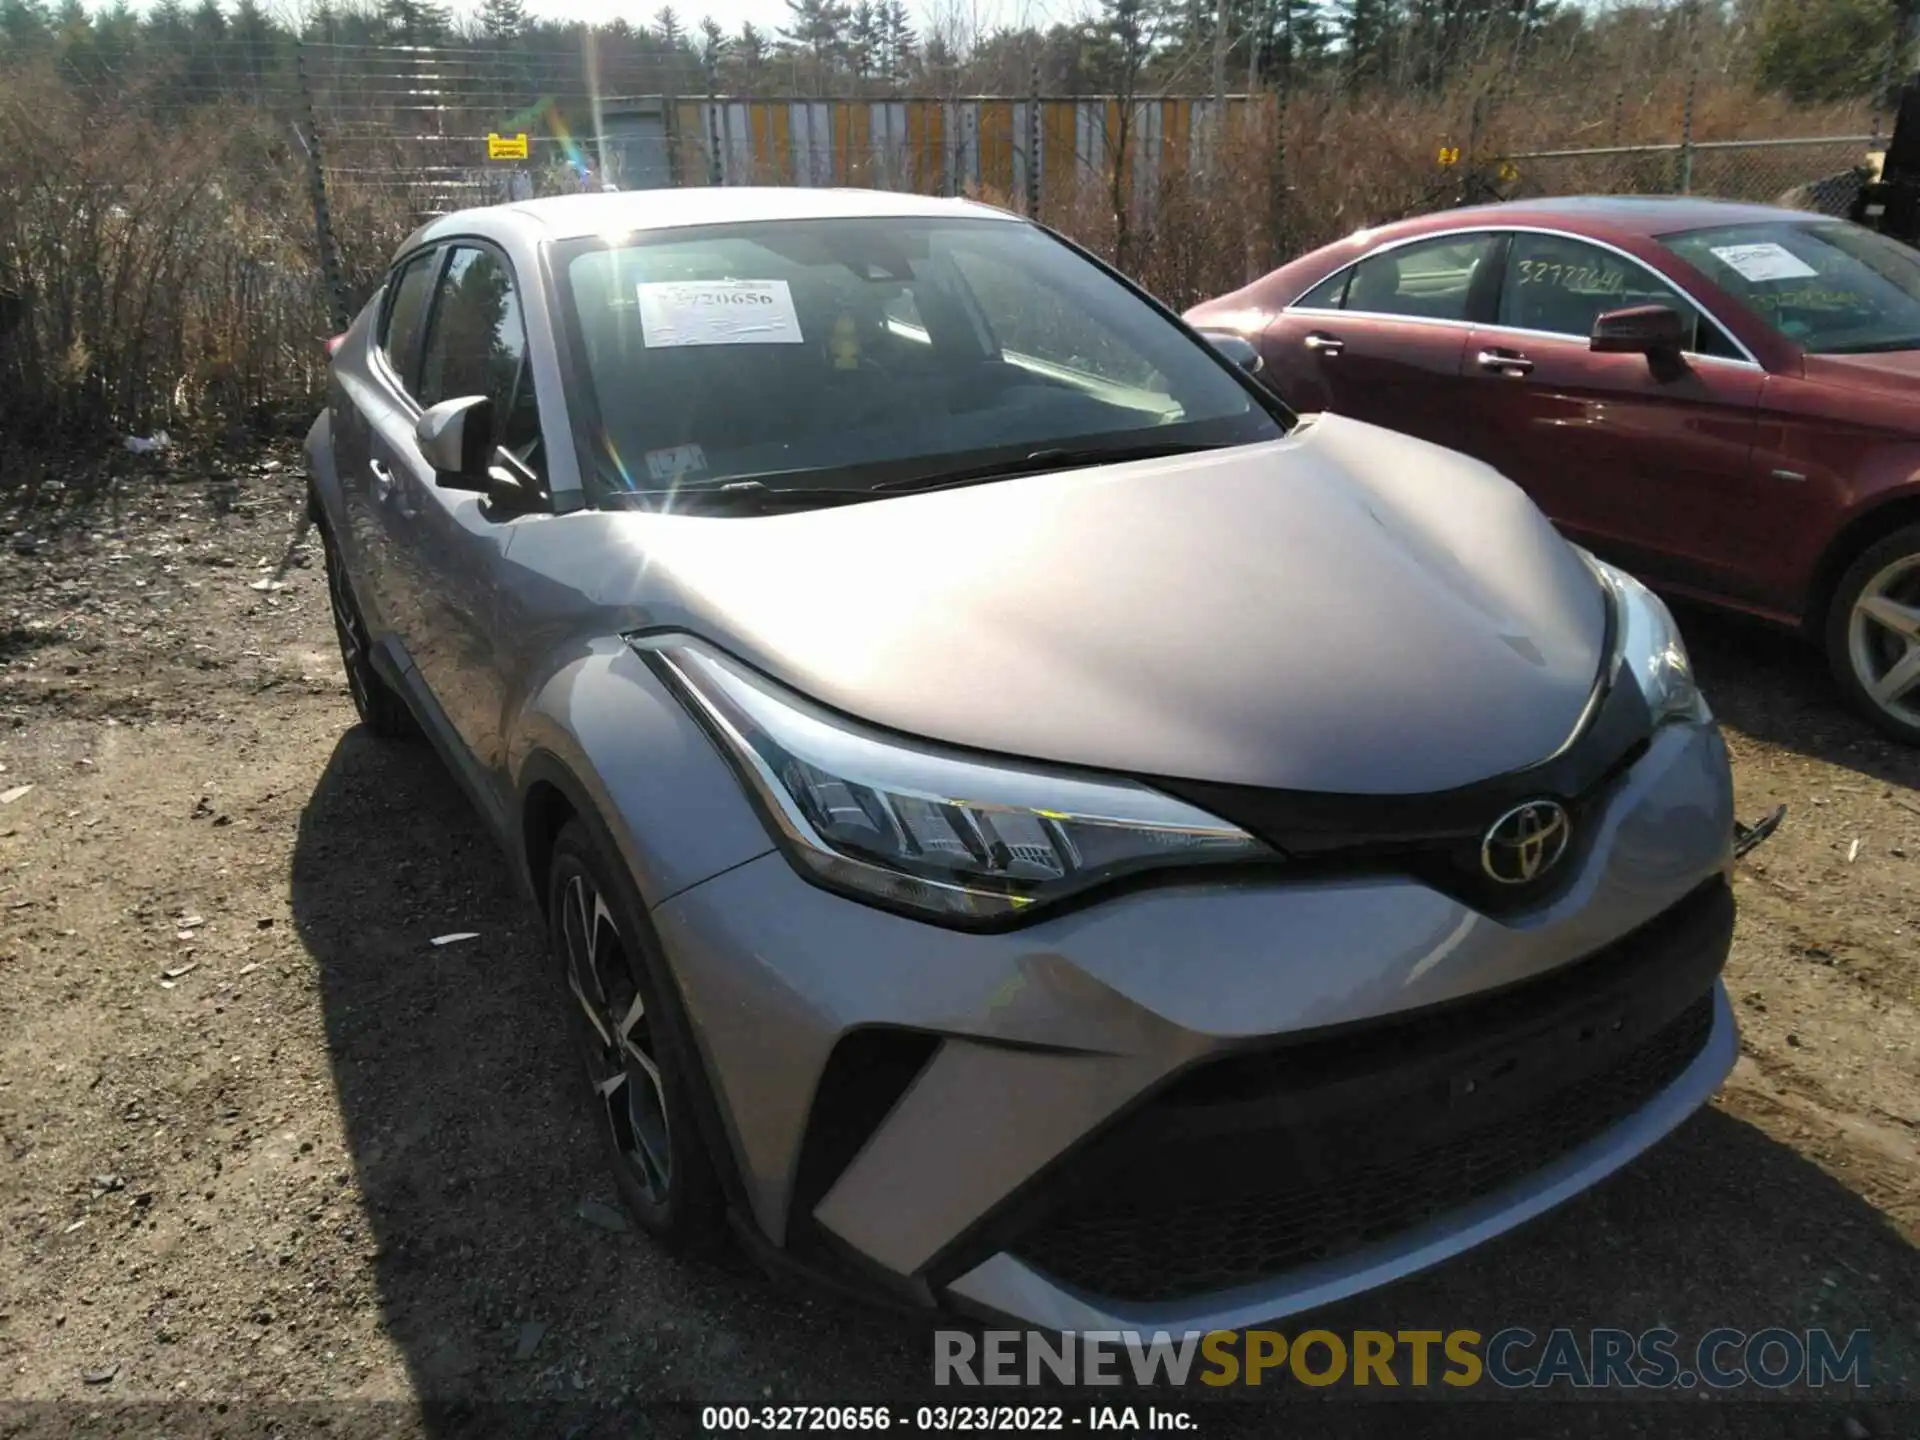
[307,187,1739,1332]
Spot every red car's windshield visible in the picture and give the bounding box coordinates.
[1658,219,1920,355]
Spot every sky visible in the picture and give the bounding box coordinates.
[66,0,1088,40]
[510,0,1074,41]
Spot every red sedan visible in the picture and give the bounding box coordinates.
[1186,196,1920,745]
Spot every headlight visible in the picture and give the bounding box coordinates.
[1583,554,1711,727]
[638,639,1277,925]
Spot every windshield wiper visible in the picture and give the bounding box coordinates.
[871,440,1228,493]
[602,440,1231,512]
[604,480,886,513]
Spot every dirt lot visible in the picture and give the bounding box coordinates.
[0,450,1916,1437]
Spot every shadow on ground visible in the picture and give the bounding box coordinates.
[1675,602,1920,791]
[289,729,1915,1439]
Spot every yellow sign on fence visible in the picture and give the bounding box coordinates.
[487,132,529,161]
[1437,145,1461,168]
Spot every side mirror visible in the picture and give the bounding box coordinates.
[1199,330,1265,376]
[415,395,494,487]
[1590,305,1686,358]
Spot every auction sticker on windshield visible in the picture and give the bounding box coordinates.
[1709,242,1819,283]
[645,443,707,482]
[637,279,803,347]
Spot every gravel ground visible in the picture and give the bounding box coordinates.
[0,449,1915,1438]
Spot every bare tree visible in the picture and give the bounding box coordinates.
[1089,0,1160,269]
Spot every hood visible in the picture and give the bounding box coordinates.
[605,415,1609,795]
[1801,349,1920,397]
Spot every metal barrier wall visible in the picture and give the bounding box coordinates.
[661,97,1256,202]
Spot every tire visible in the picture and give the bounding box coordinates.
[1823,521,1920,746]
[546,818,725,1247]
[319,520,416,739]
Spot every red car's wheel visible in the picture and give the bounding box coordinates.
[1826,522,1920,746]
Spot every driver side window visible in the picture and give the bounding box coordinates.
[417,244,546,483]
[1497,233,1741,358]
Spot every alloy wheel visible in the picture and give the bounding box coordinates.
[1847,553,1920,731]
[560,872,673,1205]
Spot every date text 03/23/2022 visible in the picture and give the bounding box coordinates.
[700,1405,1193,1432]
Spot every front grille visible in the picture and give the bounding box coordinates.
[1149,647,1655,916]
[1013,994,1715,1305]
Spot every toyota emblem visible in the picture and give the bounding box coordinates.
[1480,800,1571,885]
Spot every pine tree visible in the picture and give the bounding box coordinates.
[92,0,140,69]
[732,20,766,85]
[379,0,450,45]
[847,0,879,82]
[145,0,186,41]
[478,0,527,42]
[697,15,728,82]
[920,30,956,82]
[1328,0,1393,87]
[232,0,275,96]
[50,0,95,80]
[881,0,914,84]
[778,0,850,90]
[176,0,227,92]
[0,0,52,55]
[1260,0,1328,82]
[1754,0,1894,103]
[654,4,684,50]
[1091,0,1153,92]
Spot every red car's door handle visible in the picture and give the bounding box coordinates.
[1304,331,1345,356]
[1477,349,1534,376]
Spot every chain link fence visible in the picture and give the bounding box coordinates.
[295,39,1892,299]
[1495,135,1884,215]
[296,40,1272,226]
[1,31,1897,443]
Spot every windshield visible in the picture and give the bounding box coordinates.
[1658,219,1920,354]
[553,216,1286,503]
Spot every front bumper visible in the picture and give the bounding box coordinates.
[649,719,1737,1327]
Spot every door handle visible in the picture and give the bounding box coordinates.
[1477,349,1534,376]
[1303,331,1345,356]
[369,458,396,502]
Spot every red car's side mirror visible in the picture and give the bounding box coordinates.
[1590,304,1686,357]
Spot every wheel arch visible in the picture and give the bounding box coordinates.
[516,752,593,919]
[304,409,345,536]
[513,742,761,1225]
[506,643,775,918]
[1805,487,1920,637]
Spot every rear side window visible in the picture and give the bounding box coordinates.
[379,251,439,388]
[1345,235,1496,322]
[1293,267,1352,310]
